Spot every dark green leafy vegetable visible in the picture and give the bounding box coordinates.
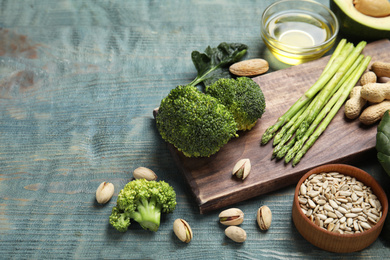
[189,42,248,87]
[376,110,390,176]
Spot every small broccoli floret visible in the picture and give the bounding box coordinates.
[205,77,266,131]
[156,85,238,157]
[109,179,177,232]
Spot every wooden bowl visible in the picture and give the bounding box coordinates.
[292,164,388,253]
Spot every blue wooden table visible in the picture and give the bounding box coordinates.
[0,0,389,259]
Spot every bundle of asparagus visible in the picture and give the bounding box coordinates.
[261,39,372,166]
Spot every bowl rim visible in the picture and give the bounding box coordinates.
[293,163,389,238]
[261,0,340,52]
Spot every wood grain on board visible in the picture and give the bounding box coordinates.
[166,39,390,214]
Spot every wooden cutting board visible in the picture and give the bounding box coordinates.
[165,39,390,214]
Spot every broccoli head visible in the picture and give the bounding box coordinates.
[205,77,266,131]
[109,179,177,232]
[156,85,238,157]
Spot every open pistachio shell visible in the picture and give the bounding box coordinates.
[173,218,193,243]
[257,205,272,231]
[219,208,244,226]
[232,158,251,180]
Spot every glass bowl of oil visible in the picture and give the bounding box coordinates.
[261,0,339,65]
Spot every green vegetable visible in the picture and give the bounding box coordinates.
[109,179,177,232]
[285,52,366,163]
[295,41,366,141]
[272,101,312,159]
[189,42,248,87]
[260,40,354,145]
[260,39,370,166]
[376,110,390,176]
[156,43,254,157]
[156,85,238,157]
[292,55,371,166]
[285,53,365,163]
[205,77,266,131]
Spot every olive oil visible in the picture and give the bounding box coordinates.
[264,10,334,65]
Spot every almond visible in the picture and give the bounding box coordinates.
[229,59,269,77]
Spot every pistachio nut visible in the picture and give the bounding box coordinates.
[219,208,244,226]
[232,158,251,180]
[173,218,193,243]
[133,166,157,181]
[257,205,272,231]
[225,226,247,243]
[96,182,115,204]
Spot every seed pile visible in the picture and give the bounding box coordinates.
[298,172,382,234]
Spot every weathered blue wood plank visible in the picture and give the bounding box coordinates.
[0,0,389,259]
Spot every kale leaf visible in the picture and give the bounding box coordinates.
[189,42,248,87]
[376,110,390,176]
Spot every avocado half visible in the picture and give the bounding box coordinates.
[330,0,390,40]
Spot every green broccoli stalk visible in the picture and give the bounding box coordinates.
[109,179,177,232]
[205,77,266,131]
[156,85,238,157]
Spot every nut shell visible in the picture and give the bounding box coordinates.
[96,182,115,204]
[371,61,390,78]
[133,167,158,181]
[173,218,193,243]
[359,100,390,125]
[219,208,244,226]
[232,158,251,180]
[229,59,269,77]
[225,226,247,243]
[257,205,272,230]
[360,71,377,85]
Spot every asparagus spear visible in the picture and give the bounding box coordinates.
[260,39,353,145]
[273,41,365,159]
[272,101,309,146]
[272,102,309,157]
[272,95,319,157]
[295,41,366,140]
[260,95,311,145]
[319,39,347,77]
[275,135,297,160]
[284,54,365,163]
[276,66,345,155]
[292,55,372,166]
[276,83,339,160]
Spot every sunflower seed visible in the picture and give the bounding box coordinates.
[345,213,359,218]
[360,222,372,230]
[327,212,338,219]
[327,222,335,232]
[300,184,307,196]
[351,207,363,213]
[323,204,333,212]
[329,199,339,209]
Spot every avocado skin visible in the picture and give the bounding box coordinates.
[330,1,390,41]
